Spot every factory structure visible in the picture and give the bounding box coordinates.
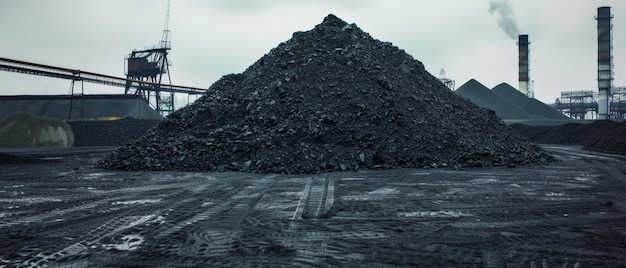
[446,5,626,121]
[0,0,204,121]
[556,6,626,119]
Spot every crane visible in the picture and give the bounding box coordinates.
[124,0,177,116]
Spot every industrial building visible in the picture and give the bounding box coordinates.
[0,94,162,121]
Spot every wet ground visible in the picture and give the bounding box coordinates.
[1,145,625,267]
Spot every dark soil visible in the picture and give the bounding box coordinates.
[96,14,554,173]
[511,120,626,155]
[2,146,626,267]
[68,118,160,146]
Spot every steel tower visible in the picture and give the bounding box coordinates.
[125,0,174,116]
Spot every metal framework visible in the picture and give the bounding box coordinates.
[437,69,455,90]
[556,88,626,119]
[125,47,174,115]
[612,87,626,118]
[556,91,598,119]
[0,56,205,118]
[125,0,176,116]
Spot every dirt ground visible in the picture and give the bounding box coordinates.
[1,146,625,267]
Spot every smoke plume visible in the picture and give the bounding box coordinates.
[488,0,521,39]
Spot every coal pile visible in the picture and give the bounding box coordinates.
[455,79,531,120]
[491,83,570,120]
[96,14,554,173]
[455,80,570,122]
[512,120,626,155]
[68,118,160,146]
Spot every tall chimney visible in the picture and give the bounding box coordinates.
[518,34,531,97]
[597,6,613,119]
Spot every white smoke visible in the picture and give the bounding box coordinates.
[488,0,521,39]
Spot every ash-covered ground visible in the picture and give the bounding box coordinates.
[96,14,553,173]
[1,146,625,267]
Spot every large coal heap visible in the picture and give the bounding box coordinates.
[97,14,554,173]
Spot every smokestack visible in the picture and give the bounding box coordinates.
[518,34,530,97]
[597,6,613,119]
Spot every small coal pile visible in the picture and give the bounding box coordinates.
[69,118,160,146]
[512,120,626,155]
[97,14,554,173]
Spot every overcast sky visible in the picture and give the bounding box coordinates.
[1,0,624,106]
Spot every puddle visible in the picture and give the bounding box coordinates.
[573,176,597,183]
[398,210,474,218]
[541,192,573,201]
[0,197,62,204]
[368,187,399,195]
[112,199,162,205]
[343,187,399,200]
[102,234,144,251]
[3,185,25,188]
[41,157,64,161]
[81,173,114,180]
[341,177,366,181]
[470,178,499,184]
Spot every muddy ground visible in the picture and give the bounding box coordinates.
[1,146,625,267]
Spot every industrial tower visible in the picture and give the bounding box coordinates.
[517,35,531,98]
[596,6,613,119]
[125,0,174,116]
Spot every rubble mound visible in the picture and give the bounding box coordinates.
[96,14,554,173]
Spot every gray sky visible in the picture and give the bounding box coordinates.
[0,0,624,105]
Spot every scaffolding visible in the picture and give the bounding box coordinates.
[556,91,598,119]
[0,56,204,120]
[556,88,626,119]
[612,87,626,118]
[124,0,175,116]
[438,69,455,90]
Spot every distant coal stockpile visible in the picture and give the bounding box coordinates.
[455,79,531,120]
[96,14,554,173]
[455,80,570,121]
[491,83,570,120]
[512,120,626,155]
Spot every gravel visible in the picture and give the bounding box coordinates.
[96,14,555,173]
